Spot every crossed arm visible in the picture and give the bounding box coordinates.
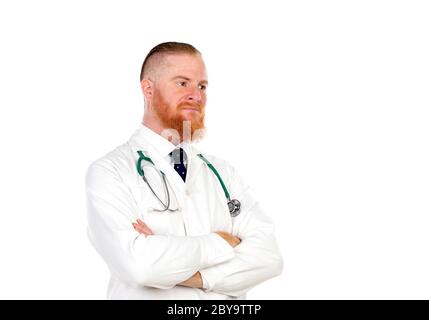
[132,219,241,288]
[87,161,283,296]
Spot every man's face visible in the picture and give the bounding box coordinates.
[149,53,208,140]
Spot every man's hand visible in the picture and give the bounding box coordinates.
[132,219,154,237]
[177,271,203,288]
[215,231,241,248]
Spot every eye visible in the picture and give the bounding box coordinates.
[177,81,187,87]
[198,84,207,91]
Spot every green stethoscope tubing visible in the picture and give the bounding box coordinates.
[136,150,241,216]
[137,151,174,212]
[196,154,230,199]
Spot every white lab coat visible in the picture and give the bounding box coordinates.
[86,125,283,299]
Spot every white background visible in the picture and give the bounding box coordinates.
[0,0,428,299]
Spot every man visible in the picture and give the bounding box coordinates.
[86,42,283,299]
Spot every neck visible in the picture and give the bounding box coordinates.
[142,114,182,146]
[142,113,164,136]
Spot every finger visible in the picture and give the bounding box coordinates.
[135,220,148,230]
[132,223,147,234]
[136,219,146,226]
[132,223,141,230]
[132,222,143,230]
[137,220,149,229]
[141,224,154,235]
[136,227,150,236]
[137,220,153,234]
[133,224,153,236]
[134,219,154,235]
[133,225,143,234]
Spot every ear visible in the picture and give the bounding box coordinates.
[141,79,153,99]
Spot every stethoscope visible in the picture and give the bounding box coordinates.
[136,150,241,217]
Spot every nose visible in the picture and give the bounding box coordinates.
[186,86,203,103]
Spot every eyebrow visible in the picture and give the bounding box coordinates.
[171,75,208,85]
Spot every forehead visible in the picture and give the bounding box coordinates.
[160,53,207,80]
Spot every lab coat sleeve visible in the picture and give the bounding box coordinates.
[199,165,283,297]
[86,161,234,290]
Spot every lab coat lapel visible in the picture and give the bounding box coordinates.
[184,146,205,192]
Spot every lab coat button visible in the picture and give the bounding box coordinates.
[185,190,191,196]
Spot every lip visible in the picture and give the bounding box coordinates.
[181,107,200,112]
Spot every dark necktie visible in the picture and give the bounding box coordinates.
[170,147,187,182]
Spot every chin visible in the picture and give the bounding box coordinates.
[180,114,202,122]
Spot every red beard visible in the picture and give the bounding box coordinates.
[152,90,206,142]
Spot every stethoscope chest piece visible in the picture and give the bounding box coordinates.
[228,199,241,217]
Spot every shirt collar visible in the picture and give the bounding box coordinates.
[135,124,193,159]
